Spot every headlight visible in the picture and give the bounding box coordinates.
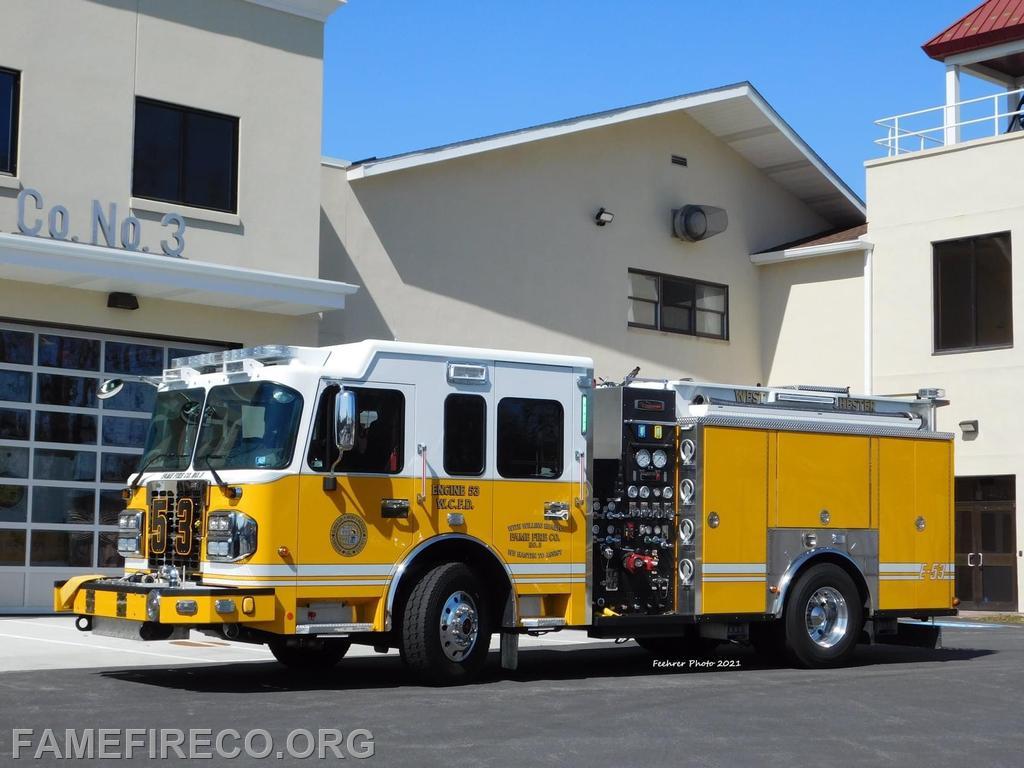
[634,449,651,468]
[116,511,143,555]
[205,511,258,562]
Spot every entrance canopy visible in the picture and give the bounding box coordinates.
[0,232,358,316]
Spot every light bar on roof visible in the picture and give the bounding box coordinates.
[171,345,301,370]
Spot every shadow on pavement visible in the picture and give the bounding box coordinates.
[99,641,996,694]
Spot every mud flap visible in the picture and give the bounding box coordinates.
[500,632,519,671]
[872,620,942,649]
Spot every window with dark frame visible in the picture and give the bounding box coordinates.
[307,386,405,474]
[132,98,239,213]
[628,269,728,339]
[496,397,563,480]
[933,232,1012,352]
[443,394,486,476]
[0,67,20,176]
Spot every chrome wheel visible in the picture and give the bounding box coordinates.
[804,586,849,649]
[439,590,479,662]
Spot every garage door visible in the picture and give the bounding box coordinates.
[0,321,224,612]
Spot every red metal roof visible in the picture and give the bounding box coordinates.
[924,0,1024,60]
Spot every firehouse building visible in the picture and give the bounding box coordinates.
[1,0,1022,613]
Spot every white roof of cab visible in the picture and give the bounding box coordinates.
[293,340,593,380]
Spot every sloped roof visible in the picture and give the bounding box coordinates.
[756,224,868,254]
[924,0,1024,60]
[339,82,865,229]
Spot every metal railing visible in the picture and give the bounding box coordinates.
[875,87,1024,156]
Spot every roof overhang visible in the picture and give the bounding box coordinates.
[240,0,345,22]
[750,237,872,266]
[0,233,358,315]
[341,82,865,228]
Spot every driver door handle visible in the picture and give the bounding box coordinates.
[381,498,410,519]
[544,501,570,521]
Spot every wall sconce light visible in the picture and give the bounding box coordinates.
[107,292,140,311]
[959,419,979,435]
[594,208,614,226]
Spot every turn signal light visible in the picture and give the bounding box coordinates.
[277,546,290,558]
[241,596,256,616]
[768,585,779,594]
[952,596,960,607]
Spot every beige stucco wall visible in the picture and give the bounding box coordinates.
[759,251,865,389]
[0,0,325,277]
[320,109,831,382]
[867,133,1024,609]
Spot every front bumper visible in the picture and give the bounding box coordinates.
[54,576,276,625]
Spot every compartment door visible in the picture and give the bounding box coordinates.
[701,427,768,614]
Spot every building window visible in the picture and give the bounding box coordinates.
[628,269,728,339]
[0,67,20,176]
[307,387,405,474]
[132,98,239,213]
[444,394,486,476]
[933,232,1012,352]
[497,398,563,479]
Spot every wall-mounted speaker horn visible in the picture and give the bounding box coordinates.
[672,205,728,242]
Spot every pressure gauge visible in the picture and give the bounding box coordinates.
[627,485,639,499]
[662,485,673,500]
[652,449,668,469]
[639,485,651,499]
[634,449,652,469]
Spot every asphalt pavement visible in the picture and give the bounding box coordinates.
[0,616,1021,767]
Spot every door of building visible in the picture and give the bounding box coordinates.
[954,476,1017,611]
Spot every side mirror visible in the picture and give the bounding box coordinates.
[97,379,125,401]
[335,390,356,454]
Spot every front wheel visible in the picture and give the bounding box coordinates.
[783,563,863,668]
[400,562,491,685]
[268,639,350,670]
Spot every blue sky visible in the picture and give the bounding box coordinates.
[323,1,989,200]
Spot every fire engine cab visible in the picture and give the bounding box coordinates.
[54,341,956,684]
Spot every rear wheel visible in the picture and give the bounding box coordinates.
[783,563,863,668]
[268,639,350,670]
[400,562,491,685]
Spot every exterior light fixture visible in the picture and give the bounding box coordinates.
[958,419,978,435]
[594,208,614,226]
[107,292,139,310]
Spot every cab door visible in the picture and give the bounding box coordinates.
[297,381,416,626]
[701,426,769,614]
[491,363,583,624]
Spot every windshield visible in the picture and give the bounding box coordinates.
[193,381,304,470]
[138,388,206,471]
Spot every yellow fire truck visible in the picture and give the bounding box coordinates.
[54,341,956,684]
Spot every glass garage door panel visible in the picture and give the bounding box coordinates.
[0,322,225,610]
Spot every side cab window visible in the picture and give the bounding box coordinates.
[308,386,405,474]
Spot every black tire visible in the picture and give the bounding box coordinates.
[783,563,863,668]
[268,639,350,670]
[400,562,491,685]
[635,633,718,658]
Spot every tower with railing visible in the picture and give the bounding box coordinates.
[878,0,1024,155]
